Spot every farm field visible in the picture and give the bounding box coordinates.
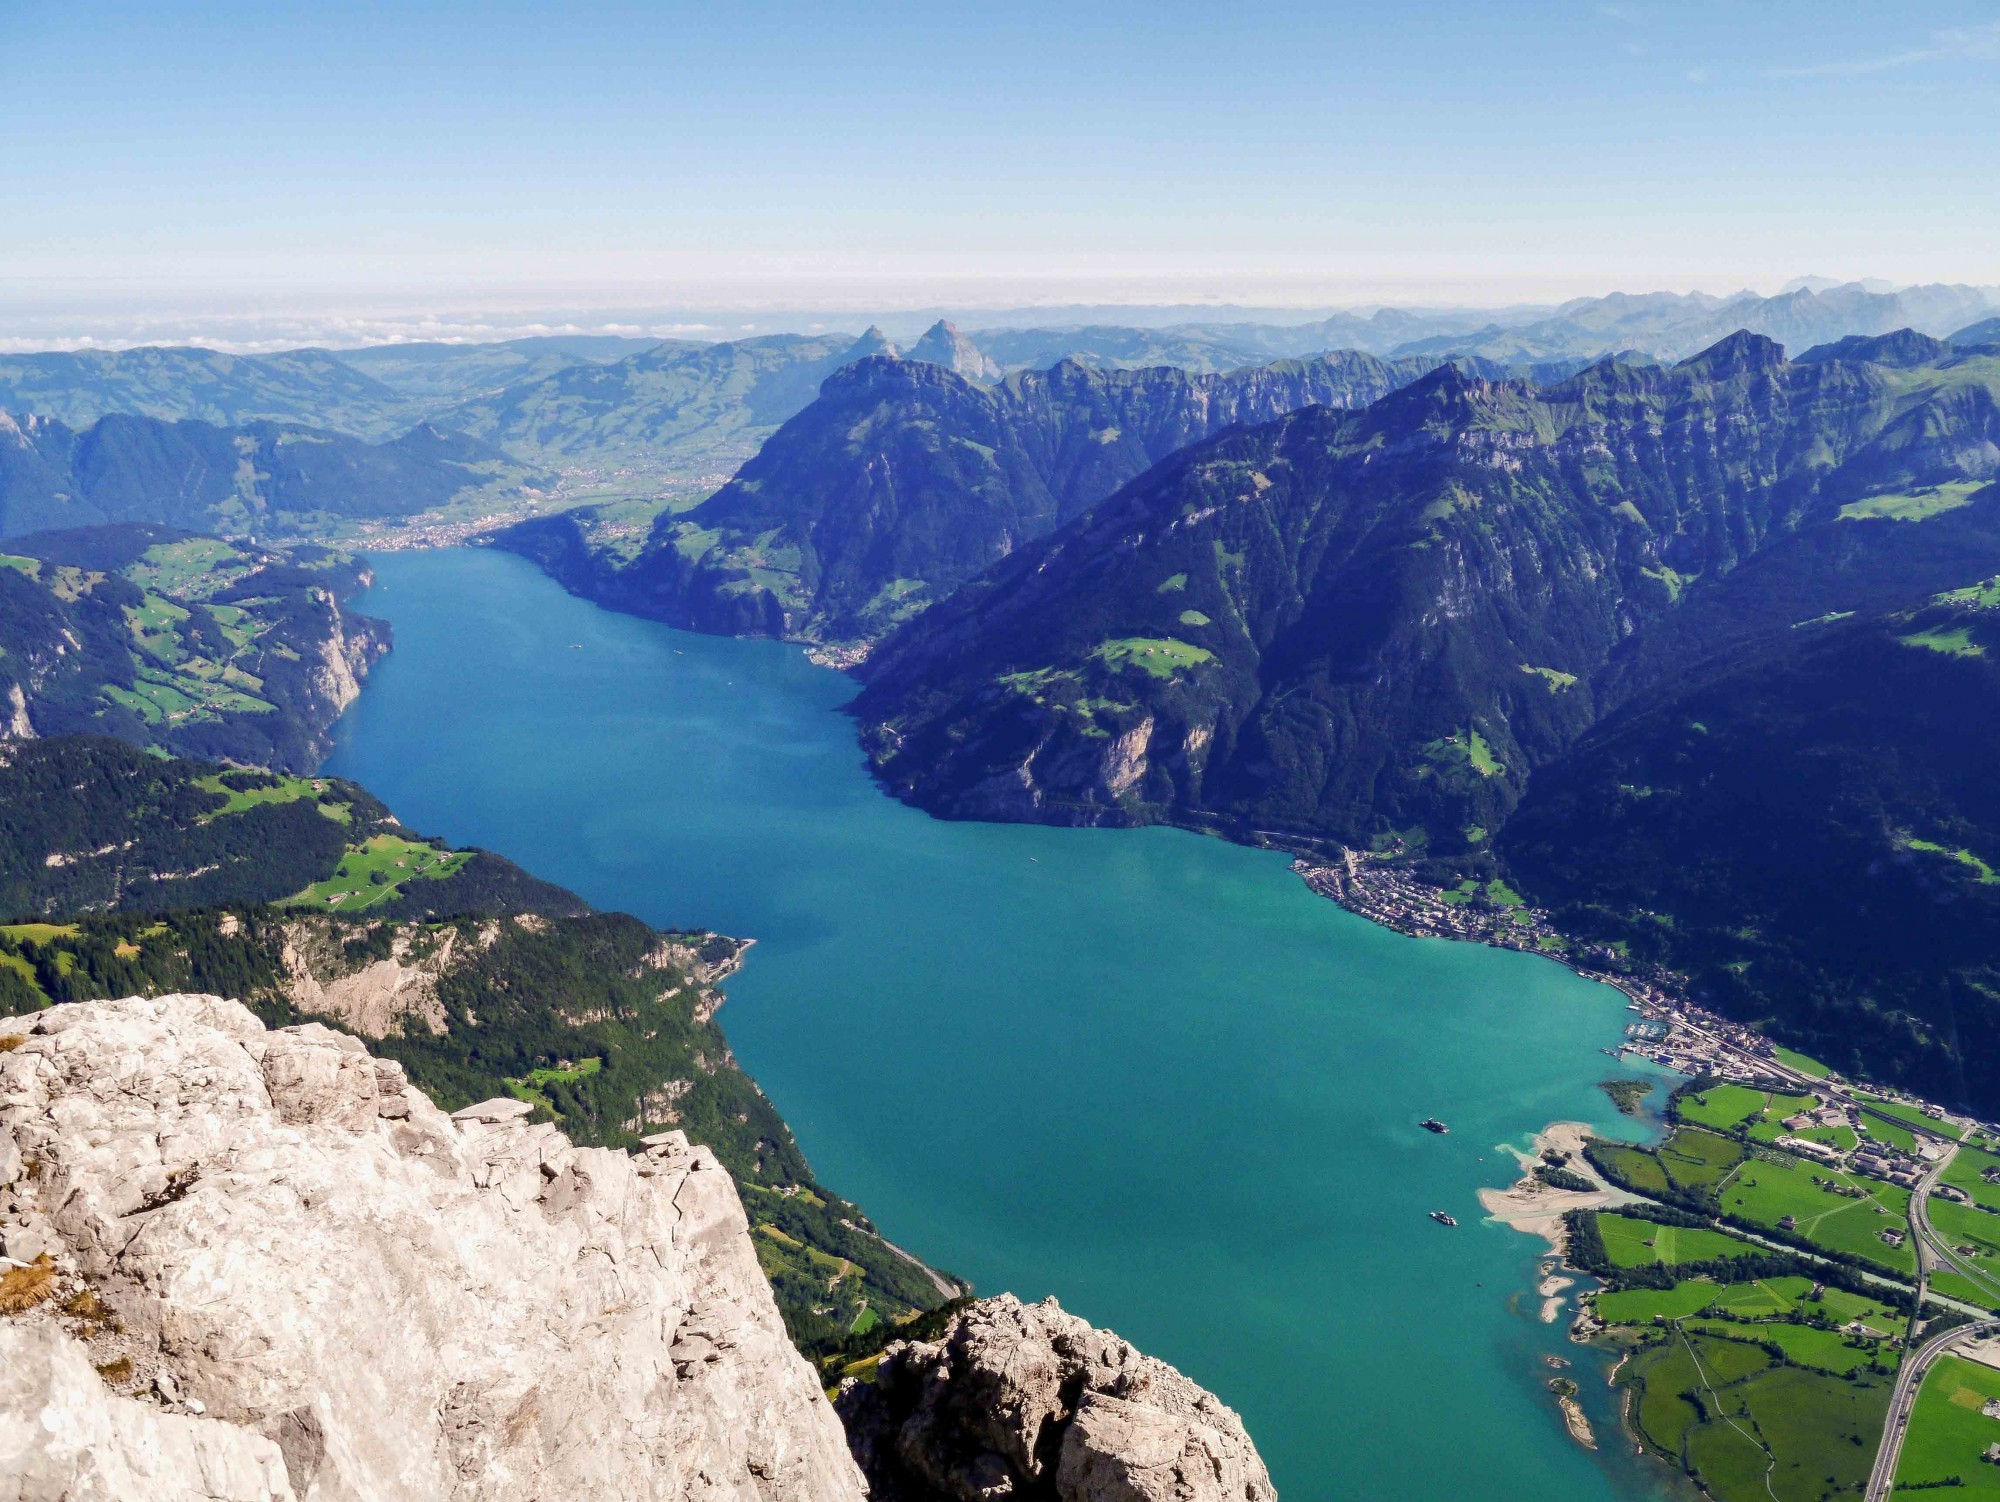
[1673,1083,1856,1149]
[194,771,348,820]
[1894,1355,2000,1495]
[1598,1213,1760,1269]
[1928,1270,2000,1312]
[1814,1285,1907,1331]
[1673,1083,1766,1130]
[1591,1141,1671,1195]
[1623,1334,1771,1456]
[1088,636,1213,679]
[1772,1046,1831,1079]
[1856,1114,1919,1153]
[1928,1199,2000,1284]
[1594,1276,1902,1330]
[1838,480,1986,522]
[1715,1153,1917,1273]
[125,537,261,598]
[1659,1127,1748,1189]
[1943,1146,2000,1214]
[1730,1365,1891,1501]
[1620,1331,1890,1502]
[1682,1318,1898,1376]
[285,834,470,912]
[504,1056,604,1115]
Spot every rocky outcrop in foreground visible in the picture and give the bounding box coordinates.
[837,1294,1274,1502]
[0,994,863,1501]
[0,996,1274,1502]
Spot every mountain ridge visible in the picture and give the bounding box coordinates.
[494,347,1489,644]
[845,331,2000,1103]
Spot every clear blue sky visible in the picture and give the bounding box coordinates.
[3,0,1996,310]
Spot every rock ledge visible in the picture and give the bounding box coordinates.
[0,995,862,1502]
[837,1293,1275,1502]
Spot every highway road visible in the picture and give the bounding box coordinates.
[1864,1314,2000,1502]
[1664,1013,2000,1492]
[1860,1142,2000,1499]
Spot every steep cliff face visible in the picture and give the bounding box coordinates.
[837,1295,1273,1502]
[0,995,865,1502]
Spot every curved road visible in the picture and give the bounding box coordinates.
[1645,1009,2000,1493]
[1911,1154,2000,1299]
[1865,1315,2000,1502]
[1863,1143,2000,1500]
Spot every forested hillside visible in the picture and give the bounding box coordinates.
[1502,593,2000,1110]
[0,735,955,1348]
[0,735,579,921]
[849,332,2000,1107]
[497,347,1472,643]
[0,526,388,768]
[0,410,540,538]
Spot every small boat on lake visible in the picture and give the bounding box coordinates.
[1429,1210,1458,1227]
[1420,1118,1449,1134]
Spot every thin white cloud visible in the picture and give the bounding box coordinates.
[1771,17,2000,78]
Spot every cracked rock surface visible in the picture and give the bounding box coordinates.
[837,1293,1274,1502]
[0,995,864,1502]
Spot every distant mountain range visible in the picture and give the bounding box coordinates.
[493,347,1484,642]
[0,284,1990,508]
[0,346,415,437]
[435,331,882,476]
[0,411,540,538]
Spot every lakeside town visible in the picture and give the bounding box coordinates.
[1302,844,2000,1501]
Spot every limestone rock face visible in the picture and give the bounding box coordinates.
[837,1294,1274,1502]
[0,995,865,1502]
[0,1322,297,1502]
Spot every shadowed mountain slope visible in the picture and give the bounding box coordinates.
[497,348,1475,643]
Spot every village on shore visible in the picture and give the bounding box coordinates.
[1302,845,2000,1502]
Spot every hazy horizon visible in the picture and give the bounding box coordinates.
[7,0,1998,352]
[1,274,1994,356]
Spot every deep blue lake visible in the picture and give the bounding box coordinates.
[327,547,1680,1502]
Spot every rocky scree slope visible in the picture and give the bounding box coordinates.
[495,348,1475,645]
[852,333,2000,849]
[837,1293,1273,1502]
[0,993,864,1501]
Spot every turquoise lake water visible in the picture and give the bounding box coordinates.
[327,547,1683,1502]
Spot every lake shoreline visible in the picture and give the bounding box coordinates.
[328,546,1704,1502]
